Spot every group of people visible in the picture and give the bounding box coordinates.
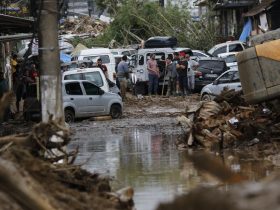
[147,51,199,96]
[0,53,39,122]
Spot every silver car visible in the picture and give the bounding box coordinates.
[63,80,123,122]
[200,69,242,101]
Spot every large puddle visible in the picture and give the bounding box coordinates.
[68,126,280,210]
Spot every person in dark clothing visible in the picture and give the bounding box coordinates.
[16,69,34,113]
[0,71,9,122]
[176,52,188,96]
[173,52,180,95]
[117,55,129,100]
[165,55,177,96]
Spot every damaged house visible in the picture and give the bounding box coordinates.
[243,0,280,35]
[211,0,256,40]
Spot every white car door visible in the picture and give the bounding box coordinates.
[81,81,106,115]
[211,71,236,96]
[64,82,89,117]
[227,71,242,91]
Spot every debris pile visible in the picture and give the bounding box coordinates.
[0,93,134,210]
[177,89,280,149]
[60,16,108,36]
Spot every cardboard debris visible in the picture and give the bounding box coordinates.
[177,89,280,149]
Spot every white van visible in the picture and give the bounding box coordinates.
[130,47,192,82]
[110,48,137,57]
[73,48,116,83]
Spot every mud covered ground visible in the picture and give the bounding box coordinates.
[1,93,280,210]
[0,94,199,210]
[80,94,200,133]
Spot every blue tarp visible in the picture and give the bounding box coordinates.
[239,18,252,42]
[60,52,71,63]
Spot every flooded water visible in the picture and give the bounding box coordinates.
[68,124,279,210]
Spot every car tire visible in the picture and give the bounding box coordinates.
[110,104,122,119]
[201,93,212,101]
[65,109,75,123]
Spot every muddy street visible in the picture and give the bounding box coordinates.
[68,95,280,210]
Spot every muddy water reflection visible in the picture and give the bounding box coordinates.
[69,127,278,210]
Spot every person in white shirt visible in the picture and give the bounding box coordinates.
[185,53,199,93]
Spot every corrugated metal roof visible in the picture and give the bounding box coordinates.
[243,0,277,16]
[0,14,34,34]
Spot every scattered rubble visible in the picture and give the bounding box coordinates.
[176,89,280,150]
[60,16,108,36]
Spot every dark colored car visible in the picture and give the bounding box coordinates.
[195,57,229,91]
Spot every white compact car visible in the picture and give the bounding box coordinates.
[200,69,242,101]
[208,41,246,57]
[63,80,123,122]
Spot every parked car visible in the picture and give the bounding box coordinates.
[200,69,241,101]
[218,52,238,70]
[24,80,123,123]
[208,41,247,57]
[195,57,229,91]
[63,80,123,122]
[72,48,117,83]
[63,67,120,95]
[192,50,212,61]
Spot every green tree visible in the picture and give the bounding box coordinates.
[75,0,218,51]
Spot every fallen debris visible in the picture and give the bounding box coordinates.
[177,90,280,149]
[0,115,134,210]
[60,16,108,36]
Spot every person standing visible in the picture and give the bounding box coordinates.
[117,55,129,100]
[147,54,159,96]
[186,52,199,93]
[176,52,188,96]
[96,58,109,78]
[173,52,180,95]
[165,55,177,96]
[29,63,39,81]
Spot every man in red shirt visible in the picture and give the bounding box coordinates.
[97,58,108,78]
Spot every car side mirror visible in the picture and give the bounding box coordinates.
[213,80,219,85]
[99,89,105,95]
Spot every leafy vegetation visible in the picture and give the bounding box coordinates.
[75,0,218,51]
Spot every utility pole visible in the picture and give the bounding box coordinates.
[38,0,64,123]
